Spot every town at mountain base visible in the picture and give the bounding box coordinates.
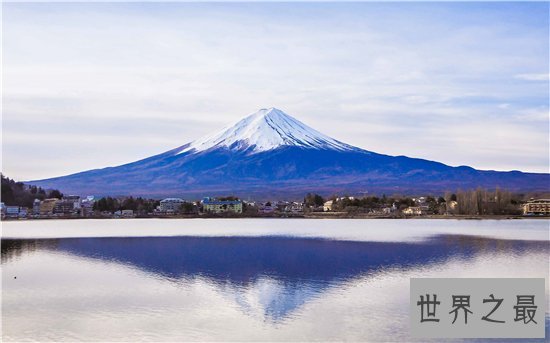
[28,108,549,199]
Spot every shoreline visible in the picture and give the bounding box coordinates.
[2,214,548,221]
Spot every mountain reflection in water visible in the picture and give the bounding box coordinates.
[2,235,548,322]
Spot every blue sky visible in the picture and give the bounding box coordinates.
[2,2,549,180]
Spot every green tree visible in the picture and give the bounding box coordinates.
[304,193,325,207]
[1,174,62,207]
[48,189,63,199]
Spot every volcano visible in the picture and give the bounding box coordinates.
[29,108,549,198]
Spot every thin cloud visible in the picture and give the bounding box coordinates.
[2,2,549,179]
[515,73,550,81]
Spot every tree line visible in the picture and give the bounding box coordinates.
[93,196,160,214]
[447,188,521,215]
[1,174,63,208]
[304,188,524,215]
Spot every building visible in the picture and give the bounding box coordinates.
[81,196,96,217]
[40,198,58,216]
[523,199,550,215]
[121,209,134,217]
[286,202,304,213]
[403,206,429,216]
[160,198,185,213]
[413,197,427,205]
[323,200,334,212]
[55,201,75,215]
[381,207,392,215]
[336,196,355,202]
[202,198,242,214]
[114,209,135,218]
[63,195,81,209]
[33,199,41,215]
[18,208,28,218]
[446,200,458,213]
[5,206,20,219]
[276,201,289,212]
[259,202,275,214]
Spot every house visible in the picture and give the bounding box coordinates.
[202,198,242,214]
[121,209,134,217]
[114,209,135,218]
[259,202,275,214]
[276,201,289,212]
[286,202,304,213]
[323,200,334,212]
[523,199,550,215]
[446,200,458,212]
[244,201,256,207]
[160,198,185,213]
[403,206,429,216]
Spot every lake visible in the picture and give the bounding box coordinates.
[2,219,549,341]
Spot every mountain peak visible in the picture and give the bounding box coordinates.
[258,107,280,113]
[247,107,288,122]
[176,108,358,155]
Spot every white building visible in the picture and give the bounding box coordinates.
[523,199,550,215]
[160,198,185,212]
[33,199,41,215]
[63,195,82,209]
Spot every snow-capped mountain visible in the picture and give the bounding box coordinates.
[175,108,358,155]
[29,108,549,198]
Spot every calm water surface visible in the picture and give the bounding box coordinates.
[1,219,549,341]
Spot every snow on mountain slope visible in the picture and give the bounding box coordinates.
[176,108,360,155]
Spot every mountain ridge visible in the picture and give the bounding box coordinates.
[28,108,549,198]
